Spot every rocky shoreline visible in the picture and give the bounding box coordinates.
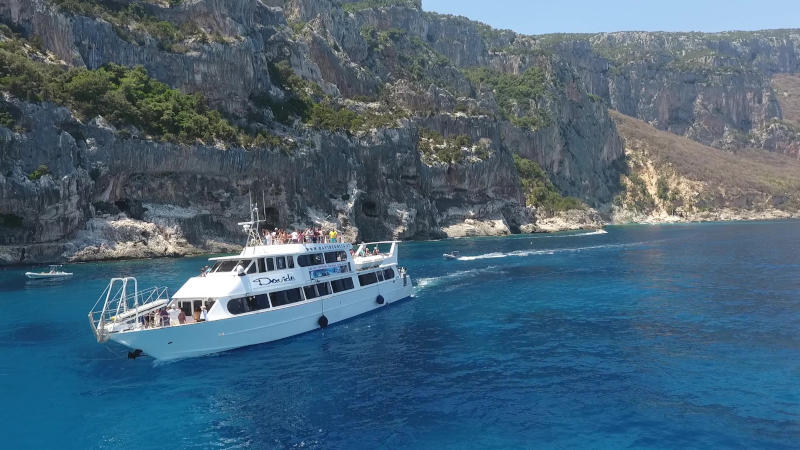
[3,210,797,267]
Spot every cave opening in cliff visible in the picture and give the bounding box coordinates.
[361,200,379,218]
[262,207,279,230]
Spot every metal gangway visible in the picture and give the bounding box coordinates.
[88,277,170,342]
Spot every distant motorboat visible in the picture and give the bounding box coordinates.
[25,265,73,280]
[443,251,460,260]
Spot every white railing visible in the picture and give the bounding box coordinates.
[88,277,170,342]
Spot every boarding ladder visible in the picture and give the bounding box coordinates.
[88,277,170,343]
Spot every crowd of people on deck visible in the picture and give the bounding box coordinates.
[142,303,207,328]
[261,227,338,245]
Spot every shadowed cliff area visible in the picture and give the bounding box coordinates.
[0,0,799,264]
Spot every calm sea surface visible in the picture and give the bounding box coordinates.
[1,221,799,449]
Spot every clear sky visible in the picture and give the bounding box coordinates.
[421,0,800,35]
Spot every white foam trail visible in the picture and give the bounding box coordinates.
[456,242,632,262]
[547,229,608,238]
[414,266,498,292]
[456,252,507,261]
[578,229,608,236]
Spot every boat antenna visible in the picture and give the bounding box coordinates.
[238,191,266,247]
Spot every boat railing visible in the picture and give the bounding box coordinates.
[88,277,170,342]
[353,241,399,270]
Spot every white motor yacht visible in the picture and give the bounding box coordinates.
[88,210,414,361]
[25,265,73,280]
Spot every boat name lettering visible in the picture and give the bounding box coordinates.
[252,274,296,286]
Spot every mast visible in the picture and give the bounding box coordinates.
[238,192,266,247]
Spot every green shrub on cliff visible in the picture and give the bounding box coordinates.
[0,109,14,128]
[28,164,50,180]
[262,60,402,134]
[343,0,421,13]
[513,154,583,212]
[417,128,483,165]
[464,67,552,131]
[56,64,238,144]
[51,0,215,52]
[0,39,252,145]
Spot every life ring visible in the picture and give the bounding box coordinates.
[318,315,329,328]
[376,295,385,305]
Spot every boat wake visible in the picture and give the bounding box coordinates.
[415,266,498,292]
[544,229,608,239]
[456,242,634,261]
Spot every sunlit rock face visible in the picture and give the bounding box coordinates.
[3,0,797,264]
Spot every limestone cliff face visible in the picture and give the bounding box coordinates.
[0,0,627,264]
[2,0,797,265]
[533,31,800,154]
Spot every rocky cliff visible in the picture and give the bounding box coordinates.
[0,0,798,265]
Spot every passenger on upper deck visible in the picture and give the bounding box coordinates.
[329,229,338,243]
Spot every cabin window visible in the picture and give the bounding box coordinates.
[286,288,302,303]
[275,256,286,270]
[331,277,355,293]
[325,251,347,264]
[376,270,384,282]
[270,290,287,307]
[298,253,324,267]
[316,282,330,296]
[257,258,266,273]
[250,294,270,311]
[287,256,295,268]
[210,262,223,272]
[227,298,246,315]
[266,257,275,271]
[217,260,238,272]
[270,288,303,307]
[383,268,395,280]
[228,295,270,315]
[358,272,378,287]
[304,285,318,300]
[178,301,192,316]
[297,254,309,267]
[246,260,257,274]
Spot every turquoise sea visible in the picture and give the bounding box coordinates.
[1,221,799,448]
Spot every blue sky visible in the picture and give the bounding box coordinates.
[421,0,800,35]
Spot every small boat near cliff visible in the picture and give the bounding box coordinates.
[443,251,460,260]
[25,265,73,280]
[88,207,414,361]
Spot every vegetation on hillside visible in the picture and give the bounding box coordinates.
[360,26,455,89]
[464,67,552,130]
[259,60,403,134]
[0,32,291,148]
[28,164,50,180]
[342,0,421,13]
[50,0,225,52]
[611,110,800,214]
[513,154,583,212]
[417,128,490,165]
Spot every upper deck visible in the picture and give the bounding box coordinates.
[209,241,353,261]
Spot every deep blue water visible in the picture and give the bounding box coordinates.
[1,221,800,449]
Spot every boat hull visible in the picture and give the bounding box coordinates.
[109,275,413,360]
[25,272,73,279]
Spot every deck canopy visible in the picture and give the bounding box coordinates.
[172,275,247,300]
